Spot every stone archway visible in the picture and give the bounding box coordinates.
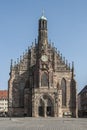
[38,94,54,117]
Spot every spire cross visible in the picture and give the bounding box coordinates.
[42,9,45,16]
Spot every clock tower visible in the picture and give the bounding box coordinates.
[38,13,48,54]
[36,13,50,89]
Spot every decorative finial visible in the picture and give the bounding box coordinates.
[28,46,30,51]
[14,61,16,66]
[72,61,74,70]
[20,56,22,61]
[35,38,37,44]
[10,59,13,71]
[40,9,47,20]
[32,42,34,47]
[72,61,74,78]
[25,49,27,53]
[23,52,25,58]
[69,63,70,70]
[61,53,62,60]
[66,60,68,66]
[63,57,65,63]
[17,58,19,64]
[52,42,54,47]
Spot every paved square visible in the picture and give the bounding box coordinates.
[0,117,87,130]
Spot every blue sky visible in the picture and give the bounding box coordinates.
[0,0,87,92]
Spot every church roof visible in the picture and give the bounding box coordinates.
[40,15,47,20]
[78,85,87,95]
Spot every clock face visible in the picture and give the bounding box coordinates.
[41,55,48,62]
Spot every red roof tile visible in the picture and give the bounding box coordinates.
[0,90,8,99]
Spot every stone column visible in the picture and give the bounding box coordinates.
[32,93,35,117]
[58,89,62,117]
[34,104,39,117]
[39,71,41,87]
[44,105,47,117]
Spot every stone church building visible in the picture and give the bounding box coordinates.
[8,14,77,117]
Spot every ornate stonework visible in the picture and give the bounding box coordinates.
[8,14,78,117]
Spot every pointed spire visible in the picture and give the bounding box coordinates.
[58,50,60,55]
[35,38,37,45]
[10,59,13,71]
[28,46,30,52]
[61,53,62,60]
[20,55,22,61]
[72,61,74,71]
[25,49,28,53]
[40,9,47,20]
[63,57,65,63]
[72,61,74,78]
[17,58,19,64]
[14,61,16,66]
[23,52,25,59]
[52,42,54,47]
[69,63,70,70]
[66,60,68,65]
[66,60,68,67]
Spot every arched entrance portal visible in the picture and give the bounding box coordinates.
[38,94,54,117]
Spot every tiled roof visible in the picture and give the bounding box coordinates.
[0,90,8,99]
[78,85,87,95]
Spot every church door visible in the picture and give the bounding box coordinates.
[38,99,44,117]
[39,106,44,117]
[47,106,51,116]
[38,95,54,117]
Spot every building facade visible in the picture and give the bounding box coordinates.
[0,90,8,116]
[78,85,87,117]
[8,14,77,117]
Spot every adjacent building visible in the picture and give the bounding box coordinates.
[8,14,78,117]
[78,85,87,117]
[0,90,8,116]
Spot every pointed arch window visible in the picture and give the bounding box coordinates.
[61,78,66,106]
[41,72,48,86]
[43,20,44,28]
[19,82,24,107]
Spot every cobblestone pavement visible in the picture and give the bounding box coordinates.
[0,117,87,130]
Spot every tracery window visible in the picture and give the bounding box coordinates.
[19,82,24,107]
[61,78,66,106]
[41,72,48,86]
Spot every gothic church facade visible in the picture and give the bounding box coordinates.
[8,14,77,117]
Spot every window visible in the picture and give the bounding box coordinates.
[19,82,24,107]
[41,72,48,86]
[61,78,66,106]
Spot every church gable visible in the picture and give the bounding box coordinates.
[47,43,71,72]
